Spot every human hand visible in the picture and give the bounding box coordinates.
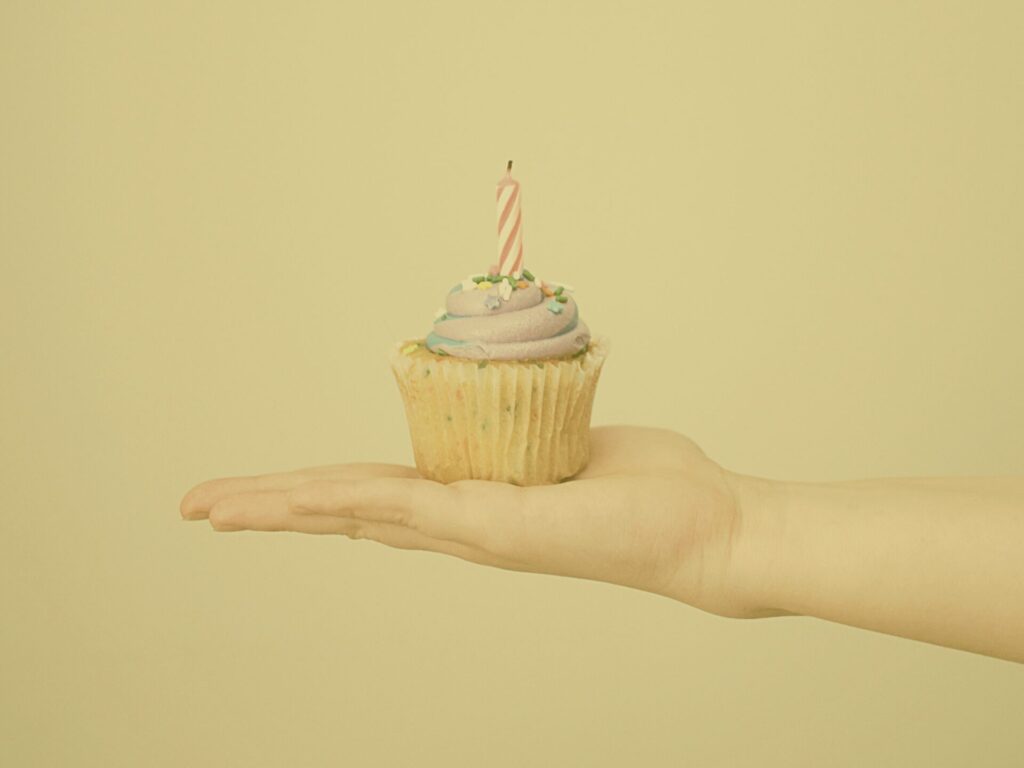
[180,426,771,618]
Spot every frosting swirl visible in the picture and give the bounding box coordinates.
[426,279,590,360]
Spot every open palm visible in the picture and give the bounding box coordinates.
[181,426,755,616]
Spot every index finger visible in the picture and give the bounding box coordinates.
[288,477,527,551]
[180,463,419,520]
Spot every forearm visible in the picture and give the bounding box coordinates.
[731,473,1024,663]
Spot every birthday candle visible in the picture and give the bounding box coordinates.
[495,160,524,276]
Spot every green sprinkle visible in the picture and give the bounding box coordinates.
[401,343,418,355]
[472,275,486,283]
[522,269,535,281]
[505,274,516,284]
[477,360,489,369]
[554,286,564,296]
[556,295,568,303]
[436,349,449,356]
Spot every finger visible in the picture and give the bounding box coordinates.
[208,491,527,571]
[288,477,524,551]
[181,463,419,520]
[209,492,351,534]
[340,521,529,571]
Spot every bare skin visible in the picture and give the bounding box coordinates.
[180,426,1024,663]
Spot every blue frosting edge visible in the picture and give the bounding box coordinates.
[426,314,580,352]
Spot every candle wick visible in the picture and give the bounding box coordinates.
[507,160,513,173]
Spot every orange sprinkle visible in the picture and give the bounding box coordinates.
[543,287,554,296]
[517,280,528,289]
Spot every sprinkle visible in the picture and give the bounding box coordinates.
[436,349,449,356]
[516,280,528,289]
[549,281,575,292]
[477,281,493,290]
[484,295,500,310]
[477,360,489,369]
[556,294,568,303]
[542,287,555,297]
[522,269,535,281]
[546,300,564,314]
[433,307,447,321]
[505,274,517,284]
[472,275,486,283]
[401,343,418,355]
[554,286,564,296]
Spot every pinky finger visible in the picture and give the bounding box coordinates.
[209,494,528,572]
[340,519,530,572]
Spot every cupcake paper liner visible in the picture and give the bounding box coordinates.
[389,337,609,485]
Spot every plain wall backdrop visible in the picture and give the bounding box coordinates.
[2,1,1023,765]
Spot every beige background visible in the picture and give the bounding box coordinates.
[3,1,1023,765]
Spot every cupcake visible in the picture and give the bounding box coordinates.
[389,164,608,485]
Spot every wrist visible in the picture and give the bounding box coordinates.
[723,471,798,618]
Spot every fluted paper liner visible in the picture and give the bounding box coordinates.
[389,338,609,485]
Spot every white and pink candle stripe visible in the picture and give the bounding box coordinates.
[495,160,524,276]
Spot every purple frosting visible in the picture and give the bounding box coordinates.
[426,282,590,361]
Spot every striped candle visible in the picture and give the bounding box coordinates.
[495,160,524,276]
